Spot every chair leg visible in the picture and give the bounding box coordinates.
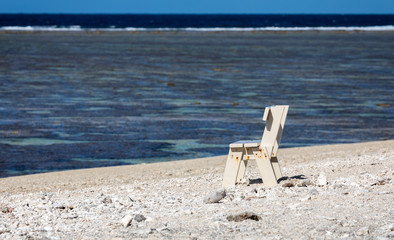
[222,147,244,188]
[237,160,248,182]
[270,156,282,179]
[253,148,278,187]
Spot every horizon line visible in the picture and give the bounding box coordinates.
[1,13,394,15]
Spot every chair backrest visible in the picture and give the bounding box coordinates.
[260,105,289,158]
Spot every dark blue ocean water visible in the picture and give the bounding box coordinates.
[1,14,394,30]
[0,15,393,178]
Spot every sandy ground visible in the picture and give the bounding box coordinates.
[0,140,393,239]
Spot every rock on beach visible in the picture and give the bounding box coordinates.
[121,215,133,227]
[203,189,226,204]
[317,172,328,186]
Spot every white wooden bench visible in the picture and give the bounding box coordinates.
[223,105,289,187]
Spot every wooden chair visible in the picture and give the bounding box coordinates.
[223,105,289,187]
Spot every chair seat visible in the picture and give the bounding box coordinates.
[230,140,260,148]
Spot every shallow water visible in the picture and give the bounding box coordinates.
[0,31,393,177]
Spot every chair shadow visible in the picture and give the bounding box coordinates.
[248,178,263,184]
[248,174,307,185]
[278,174,307,183]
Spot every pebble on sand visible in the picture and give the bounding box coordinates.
[317,172,328,186]
[134,214,146,222]
[121,215,133,227]
[227,212,261,222]
[203,189,226,204]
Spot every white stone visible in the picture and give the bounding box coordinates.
[136,228,154,235]
[317,172,328,186]
[44,225,53,232]
[356,227,370,236]
[121,215,133,227]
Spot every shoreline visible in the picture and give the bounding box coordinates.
[1,140,392,194]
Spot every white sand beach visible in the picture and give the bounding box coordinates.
[1,140,393,239]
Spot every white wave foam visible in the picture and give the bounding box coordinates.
[1,25,83,31]
[1,25,394,32]
[183,26,394,31]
